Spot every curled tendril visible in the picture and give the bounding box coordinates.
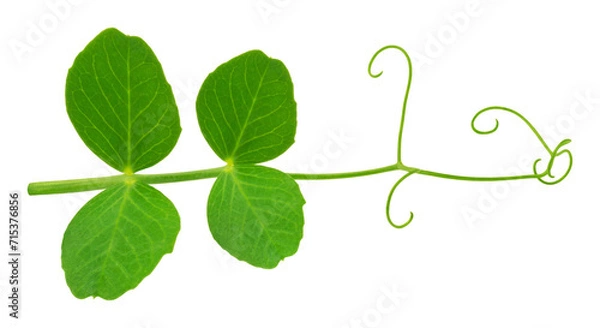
[533,139,573,185]
[368,45,413,165]
[369,45,417,229]
[386,171,417,229]
[366,46,573,230]
[472,106,551,153]
[471,106,573,185]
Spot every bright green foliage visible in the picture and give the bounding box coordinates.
[60,28,183,300]
[62,182,180,300]
[58,28,306,299]
[208,166,304,269]
[28,27,573,301]
[66,28,181,173]
[196,50,296,164]
[197,49,305,269]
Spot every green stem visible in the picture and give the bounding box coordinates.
[407,168,539,182]
[28,175,129,195]
[137,167,225,184]
[28,167,225,195]
[28,163,549,196]
[289,165,398,180]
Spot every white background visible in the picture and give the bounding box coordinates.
[1,0,600,327]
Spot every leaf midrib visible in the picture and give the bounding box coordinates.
[229,58,270,162]
[97,184,131,292]
[126,38,132,171]
[228,169,282,259]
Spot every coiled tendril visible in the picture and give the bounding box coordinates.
[472,106,573,185]
[385,171,417,229]
[368,46,573,229]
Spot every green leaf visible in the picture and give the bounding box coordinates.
[208,165,305,268]
[196,50,297,164]
[66,28,181,173]
[62,182,180,300]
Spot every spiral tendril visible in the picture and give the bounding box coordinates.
[471,106,552,153]
[533,139,573,185]
[386,171,417,229]
[368,45,413,165]
[472,106,573,185]
[368,46,573,230]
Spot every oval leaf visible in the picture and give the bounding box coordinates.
[62,182,180,300]
[66,28,181,173]
[196,50,297,164]
[208,165,305,268]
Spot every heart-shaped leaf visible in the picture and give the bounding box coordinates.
[196,50,296,164]
[62,182,180,300]
[207,165,305,268]
[66,28,181,173]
